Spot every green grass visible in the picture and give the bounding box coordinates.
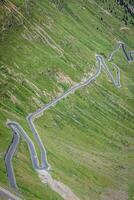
[0,0,134,199]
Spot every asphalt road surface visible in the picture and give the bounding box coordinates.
[4,42,134,196]
[0,186,21,200]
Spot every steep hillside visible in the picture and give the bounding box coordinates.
[0,0,134,199]
[97,0,134,25]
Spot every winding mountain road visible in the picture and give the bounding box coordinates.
[108,41,134,62]
[4,42,134,198]
[0,186,21,200]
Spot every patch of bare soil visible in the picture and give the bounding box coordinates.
[101,189,128,200]
[37,170,80,200]
[120,27,130,31]
[10,95,20,104]
[56,72,76,86]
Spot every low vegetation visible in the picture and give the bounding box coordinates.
[0,0,134,199]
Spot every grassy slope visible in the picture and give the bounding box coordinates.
[96,0,134,26]
[0,0,134,199]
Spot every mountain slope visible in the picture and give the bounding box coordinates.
[0,0,134,199]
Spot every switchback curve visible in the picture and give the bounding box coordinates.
[4,42,134,195]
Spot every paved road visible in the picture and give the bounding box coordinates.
[4,42,134,193]
[0,186,21,200]
[108,41,134,62]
